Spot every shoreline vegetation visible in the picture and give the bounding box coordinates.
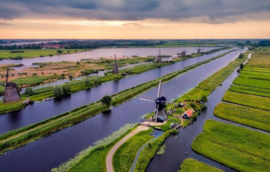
[0,49,236,155]
[0,47,230,115]
[178,158,223,172]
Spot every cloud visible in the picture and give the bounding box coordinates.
[0,0,269,23]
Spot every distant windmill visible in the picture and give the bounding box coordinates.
[178,48,188,57]
[157,49,162,63]
[197,47,204,54]
[1,68,21,103]
[140,80,175,122]
[112,54,119,74]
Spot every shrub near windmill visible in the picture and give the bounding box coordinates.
[1,68,21,103]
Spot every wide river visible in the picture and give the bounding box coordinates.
[1,47,217,67]
[0,49,244,172]
[0,48,229,134]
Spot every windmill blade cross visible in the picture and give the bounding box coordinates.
[155,104,159,123]
[157,80,161,98]
[139,98,155,103]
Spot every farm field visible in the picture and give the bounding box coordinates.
[192,120,270,172]
[214,103,270,132]
[229,85,270,98]
[0,49,86,59]
[179,158,223,172]
[223,91,270,111]
[233,77,270,89]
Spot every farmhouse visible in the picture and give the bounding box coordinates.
[182,109,195,119]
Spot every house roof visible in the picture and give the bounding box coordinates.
[184,109,194,117]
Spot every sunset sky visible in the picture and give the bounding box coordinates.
[0,0,269,39]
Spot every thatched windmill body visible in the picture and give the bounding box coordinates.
[1,68,21,103]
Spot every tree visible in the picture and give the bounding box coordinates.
[240,63,244,70]
[85,78,91,88]
[101,95,112,107]
[57,49,63,54]
[94,79,101,85]
[77,61,80,65]
[53,86,63,98]
[190,103,196,110]
[238,53,244,59]
[24,87,33,96]
[62,84,70,95]
[201,95,208,103]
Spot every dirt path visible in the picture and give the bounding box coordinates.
[106,126,149,172]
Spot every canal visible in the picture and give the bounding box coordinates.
[0,49,231,134]
[0,49,244,172]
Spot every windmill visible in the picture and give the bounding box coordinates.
[1,68,21,103]
[178,48,188,57]
[157,49,162,63]
[112,54,119,74]
[140,80,175,122]
[197,47,204,54]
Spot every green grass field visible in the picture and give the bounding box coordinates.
[12,75,59,86]
[233,77,270,89]
[229,84,270,98]
[214,103,270,132]
[246,50,270,68]
[0,49,86,59]
[223,91,270,111]
[179,158,223,172]
[113,129,153,172]
[192,120,270,172]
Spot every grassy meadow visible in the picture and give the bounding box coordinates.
[192,120,270,172]
[0,49,86,59]
[113,129,153,172]
[223,91,270,111]
[179,158,223,172]
[229,85,270,98]
[214,103,270,132]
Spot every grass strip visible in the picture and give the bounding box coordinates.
[134,131,171,172]
[113,129,153,172]
[229,85,270,98]
[214,103,270,132]
[0,50,235,155]
[178,158,223,172]
[192,120,270,172]
[223,91,270,111]
[233,77,270,89]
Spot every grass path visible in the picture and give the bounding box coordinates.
[106,126,149,172]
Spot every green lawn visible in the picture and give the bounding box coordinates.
[214,103,270,132]
[229,85,270,98]
[0,49,86,59]
[113,129,153,172]
[179,158,223,172]
[233,77,270,89]
[192,120,270,172]
[223,91,270,111]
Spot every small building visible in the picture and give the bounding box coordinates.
[182,109,195,119]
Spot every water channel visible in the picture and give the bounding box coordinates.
[0,49,244,172]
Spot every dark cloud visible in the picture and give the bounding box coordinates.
[0,0,269,23]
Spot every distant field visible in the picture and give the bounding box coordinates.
[192,120,270,172]
[154,44,218,48]
[0,49,85,59]
[223,91,270,111]
[246,50,270,68]
[214,103,270,132]
[179,158,223,172]
[229,85,270,98]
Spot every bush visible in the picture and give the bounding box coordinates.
[53,86,63,98]
[101,95,112,107]
[238,53,244,59]
[24,87,33,96]
[62,84,70,95]
[85,78,91,88]
[201,95,208,103]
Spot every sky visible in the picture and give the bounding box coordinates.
[0,0,269,39]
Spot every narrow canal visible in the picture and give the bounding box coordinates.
[0,49,244,172]
[0,49,231,134]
